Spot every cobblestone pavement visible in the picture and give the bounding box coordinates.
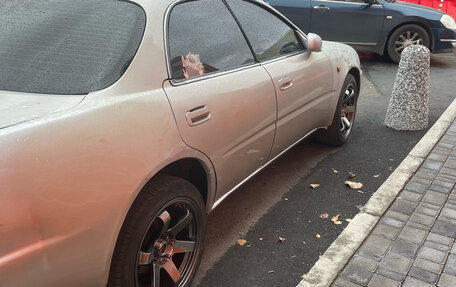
[333,119,456,287]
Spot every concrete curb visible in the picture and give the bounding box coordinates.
[297,97,456,287]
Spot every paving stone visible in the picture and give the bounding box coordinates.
[442,208,456,220]
[452,244,456,254]
[441,167,456,176]
[380,252,412,274]
[406,221,431,232]
[428,152,450,162]
[423,190,448,206]
[443,254,456,276]
[408,266,439,284]
[445,158,456,169]
[410,212,435,227]
[333,277,362,287]
[372,224,401,240]
[390,199,417,216]
[424,240,451,252]
[350,255,379,272]
[430,184,452,194]
[421,159,444,172]
[432,220,456,238]
[384,210,410,222]
[398,226,428,245]
[391,239,420,258]
[427,232,453,246]
[358,235,392,259]
[405,181,430,194]
[434,180,456,189]
[376,267,404,281]
[417,246,448,264]
[415,170,438,181]
[380,217,405,229]
[420,201,441,211]
[367,274,400,287]
[401,190,424,203]
[438,273,456,287]
[433,147,451,156]
[438,215,456,226]
[403,276,435,287]
[413,257,443,274]
[437,142,455,149]
[436,174,456,184]
[416,205,440,217]
[445,202,456,211]
[340,264,373,286]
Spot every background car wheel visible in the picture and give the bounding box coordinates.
[387,24,430,63]
[108,174,206,287]
[315,74,358,146]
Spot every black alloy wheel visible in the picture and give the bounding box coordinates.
[108,175,206,287]
[315,73,358,146]
[387,24,430,63]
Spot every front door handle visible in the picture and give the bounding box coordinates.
[313,5,330,11]
[279,76,293,91]
[186,105,211,127]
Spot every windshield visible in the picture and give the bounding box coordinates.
[0,0,146,95]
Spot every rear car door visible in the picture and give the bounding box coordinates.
[226,0,333,159]
[163,0,277,200]
[310,0,385,45]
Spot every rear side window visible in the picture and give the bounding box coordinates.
[226,0,305,62]
[0,0,146,95]
[168,0,255,81]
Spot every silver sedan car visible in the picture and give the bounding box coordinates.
[0,0,361,286]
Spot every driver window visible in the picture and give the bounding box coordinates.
[168,0,255,81]
[226,0,305,62]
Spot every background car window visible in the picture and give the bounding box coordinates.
[168,0,255,81]
[0,0,145,95]
[226,0,305,62]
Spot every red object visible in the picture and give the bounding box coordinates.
[448,0,456,18]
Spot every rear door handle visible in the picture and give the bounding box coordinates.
[313,5,330,11]
[186,105,211,127]
[279,76,293,91]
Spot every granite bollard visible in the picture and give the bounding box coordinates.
[385,44,430,131]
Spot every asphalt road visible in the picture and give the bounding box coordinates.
[193,50,456,287]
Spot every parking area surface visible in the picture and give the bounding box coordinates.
[193,51,456,287]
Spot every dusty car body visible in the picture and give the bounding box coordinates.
[0,0,361,286]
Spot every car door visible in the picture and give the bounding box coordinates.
[310,0,385,45]
[226,0,334,159]
[163,0,277,200]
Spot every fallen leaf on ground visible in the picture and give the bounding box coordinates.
[237,239,247,246]
[291,255,296,259]
[345,180,363,189]
[301,274,307,279]
[373,174,380,178]
[315,234,321,239]
[247,245,251,248]
[357,190,364,194]
[332,168,338,174]
[278,237,286,243]
[268,270,274,274]
[283,197,289,201]
[346,218,352,222]
[319,213,329,219]
[258,237,263,241]
[319,255,323,259]
[388,167,393,172]
[310,184,320,189]
[331,214,342,225]
[347,172,356,179]
[356,205,363,210]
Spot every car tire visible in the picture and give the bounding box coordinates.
[387,24,430,63]
[107,174,206,287]
[315,74,358,146]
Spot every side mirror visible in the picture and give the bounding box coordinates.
[307,33,322,52]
